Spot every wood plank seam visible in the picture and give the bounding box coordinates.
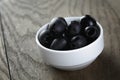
[0,13,12,80]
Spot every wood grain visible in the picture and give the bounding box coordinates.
[107,0,120,15]
[0,0,120,80]
[0,14,10,80]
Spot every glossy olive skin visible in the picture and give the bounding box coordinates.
[38,30,54,48]
[84,25,100,42]
[50,38,67,50]
[80,15,97,30]
[48,17,68,36]
[80,15,100,42]
[70,35,87,49]
[68,21,81,37]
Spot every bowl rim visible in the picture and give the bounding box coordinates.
[36,17,103,53]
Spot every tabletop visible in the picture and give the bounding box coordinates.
[0,0,120,80]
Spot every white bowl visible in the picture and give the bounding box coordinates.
[36,17,104,70]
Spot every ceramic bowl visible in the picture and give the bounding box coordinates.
[36,16,104,70]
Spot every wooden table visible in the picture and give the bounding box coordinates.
[0,0,120,80]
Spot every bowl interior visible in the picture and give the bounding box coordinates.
[36,17,103,53]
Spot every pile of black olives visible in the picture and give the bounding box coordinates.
[38,15,100,50]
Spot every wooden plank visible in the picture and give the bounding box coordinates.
[0,0,120,80]
[0,14,10,80]
[107,0,120,16]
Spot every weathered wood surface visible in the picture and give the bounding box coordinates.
[0,14,10,80]
[0,0,120,80]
